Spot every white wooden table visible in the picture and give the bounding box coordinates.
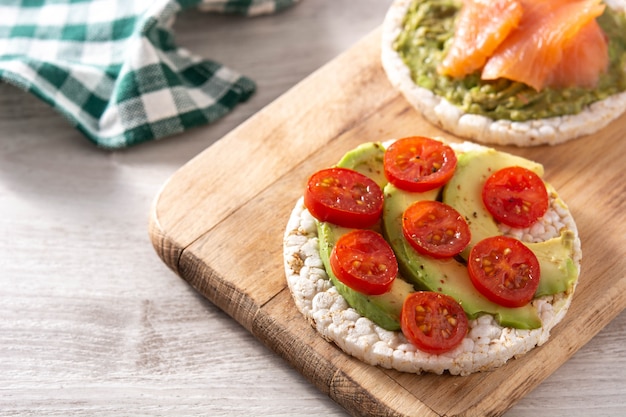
[1,1,624,416]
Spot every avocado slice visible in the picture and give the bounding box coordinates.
[382,183,542,329]
[526,230,579,297]
[440,147,578,296]
[317,221,414,331]
[335,141,387,189]
[442,148,544,259]
[315,141,415,331]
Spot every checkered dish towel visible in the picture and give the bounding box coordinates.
[0,0,297,149]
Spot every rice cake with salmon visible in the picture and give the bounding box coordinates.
[381,0,626,146]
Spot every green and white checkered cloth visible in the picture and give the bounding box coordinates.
[0,0,297,149]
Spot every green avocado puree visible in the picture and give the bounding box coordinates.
[393,0,626,121]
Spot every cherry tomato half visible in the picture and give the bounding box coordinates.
[402,200,471,259]
[401,291,468,355]
[304,167,384,228]
[329,229,398,296]
[384,136,458,192]
[482,166,549,228]
[468,236,541,308]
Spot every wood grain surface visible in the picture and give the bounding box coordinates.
[149,22,626,417]
[2,1,625,416]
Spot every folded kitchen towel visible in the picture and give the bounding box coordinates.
[0,0,297,149]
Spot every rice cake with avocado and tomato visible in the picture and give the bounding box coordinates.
[282,137,581,375]
[381,0,626,146]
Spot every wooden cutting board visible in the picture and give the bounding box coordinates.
[149,27,626,417]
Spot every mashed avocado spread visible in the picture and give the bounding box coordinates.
[393,0,626,121]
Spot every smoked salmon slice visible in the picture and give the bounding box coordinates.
[438,0,523,78]
[481,0,607,91]
[545,19,609,89]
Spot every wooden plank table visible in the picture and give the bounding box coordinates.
[1,1,625,415]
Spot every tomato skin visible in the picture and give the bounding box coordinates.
[468,236,541,308]
[401,291,468,355]
[482,166,549,228]
[402,200,471,259]
[304,167,384,228]
[329,230,398,296]
[384,136,457,192]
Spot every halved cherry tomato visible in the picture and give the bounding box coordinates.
[329,229,398,296]
[468,236,540,308]
[402,200,471,259]
[401,291,468,355]
[304,167,384,228]
[482,166,549,228]
[384,136,457,192]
